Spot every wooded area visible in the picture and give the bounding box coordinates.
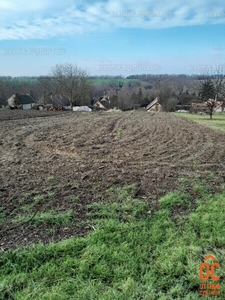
[1,64,225,113]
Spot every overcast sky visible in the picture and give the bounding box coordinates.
[0,0,224,76]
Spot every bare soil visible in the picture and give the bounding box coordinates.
[1,109,225,249]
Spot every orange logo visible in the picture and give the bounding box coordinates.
[199,255,220,281]
[199,255,221,296]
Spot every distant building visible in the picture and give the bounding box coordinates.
[18,94,36,109]
[190,100,224,113]
[146,97,162,112]
[189,102,207,113]
[93,95,111,111]
[214,101,224,113]
[7,93,21,109]
[7,93,35,109]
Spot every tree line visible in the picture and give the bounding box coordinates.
[0,63,225,114]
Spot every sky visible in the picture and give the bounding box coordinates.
[0,0,225,77]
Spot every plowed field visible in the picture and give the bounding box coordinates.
[1,110,225,249]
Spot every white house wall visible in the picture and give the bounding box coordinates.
[215,107,222,112]
[22,103,35,110]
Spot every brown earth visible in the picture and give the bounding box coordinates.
[0,109,225,250]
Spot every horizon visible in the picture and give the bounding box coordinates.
[0,0,225,77]
[0,73,223,79]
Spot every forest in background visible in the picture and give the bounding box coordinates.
[0,72,223,111]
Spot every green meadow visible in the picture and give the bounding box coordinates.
[1,178,224,299]
[176,112,225,133]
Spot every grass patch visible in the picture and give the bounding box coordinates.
[0,181,224,299]
[159,192,189,209]
[70,195,79,202]
[47,192,55,199]
[21,204,33,212]
[31,210,74,226]
[22,193,32,201]
[47,176,55,183]
[71,184,79,190]
[13,210,74,227]
[176,112,225,132]
[33,194,45,202]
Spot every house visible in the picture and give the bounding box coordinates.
[7,93,35,109]
[7,93,21,109]
[49,94,70,107]
[146,97,162,112]
[189,102,207,113]
[93,96,111,111]
[93,101,107,110]
[37,94,70,108]
[214,101,224,112]
[176,104,191,111]
[18,94,35,109]
[190,100,224,113]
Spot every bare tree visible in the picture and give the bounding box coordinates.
[50,64,92,108]
[107,88,119,108]
[0,78,7,107]
[117,87,135,110]
[206,99,217,120]
[37,76,54,104]
[154,84,177,112]
[198,66,225,119]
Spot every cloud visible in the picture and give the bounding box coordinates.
[0,0,225,40]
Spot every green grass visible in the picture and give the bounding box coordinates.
[159,192,190,209]
[0,181,224,299]
[47,192,55,199]
[47,176,55,183]
[70,195,79,202]
[22,193,32,200]
[34,194,45,202]
[19,194,45,214]
[13,210,74,227]
[176,112,225,132]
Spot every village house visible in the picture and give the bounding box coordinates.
[190,100,224,114]
[146,97,162,112]
[18,94,36,109]
[7,93,35,109]
[93,95,111,111]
